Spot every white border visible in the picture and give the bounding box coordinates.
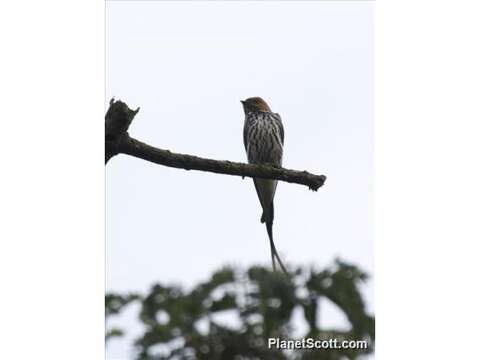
[376,0,480,358]
[0,0,104,359]
[1,0,480,358]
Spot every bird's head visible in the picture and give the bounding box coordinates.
[241,97,272,114]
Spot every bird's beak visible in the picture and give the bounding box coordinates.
[240,100,245,104]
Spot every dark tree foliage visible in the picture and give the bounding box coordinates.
[106,259,374,359]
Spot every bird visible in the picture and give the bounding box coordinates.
[241,97,287,274]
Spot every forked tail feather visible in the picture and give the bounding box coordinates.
[266,220,288,274]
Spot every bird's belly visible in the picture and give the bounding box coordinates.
[247,138,283,165]
[248,145,280,164]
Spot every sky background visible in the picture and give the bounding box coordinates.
[106,1,373,358]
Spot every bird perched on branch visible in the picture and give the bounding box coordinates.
[242,97,287,274]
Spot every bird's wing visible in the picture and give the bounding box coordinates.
[272,113,284,145]
[243,117,249,153]
[253,179,263,204]
[253,178,276,223]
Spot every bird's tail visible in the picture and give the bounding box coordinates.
[265,203,287,274]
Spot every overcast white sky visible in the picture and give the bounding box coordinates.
[106,1,373,358]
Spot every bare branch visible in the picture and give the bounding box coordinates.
[105,99,326,191]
